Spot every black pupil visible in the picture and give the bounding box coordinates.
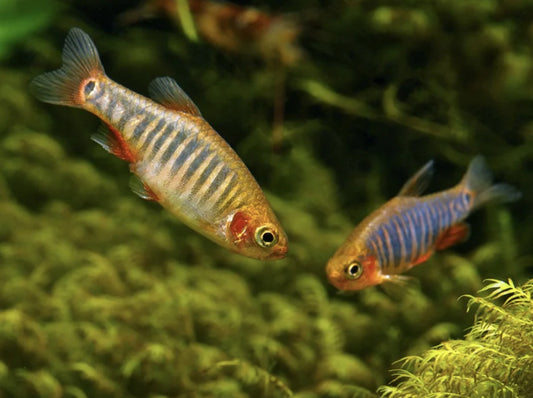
[349,265,359,275]
[262,232,274,243]
[84,80,95,95]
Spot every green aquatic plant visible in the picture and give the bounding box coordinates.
[0,0,58,60]
[378,278,533,397]
[1,1,531,397]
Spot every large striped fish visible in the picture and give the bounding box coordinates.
[31,28,288,260]
[326,157,520,291]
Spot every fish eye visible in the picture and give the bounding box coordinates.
[344,261,363,280]
[84,80,96,96]
[255,225,278,248]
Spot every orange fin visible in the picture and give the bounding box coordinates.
[129,175,159,201]
[91,124,136,162]
[412,250,434,266]
[435,222,470,251]
[148,77,202,116]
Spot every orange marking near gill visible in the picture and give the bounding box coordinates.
[230,211,252,246]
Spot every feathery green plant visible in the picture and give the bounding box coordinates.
[379,279,533,397]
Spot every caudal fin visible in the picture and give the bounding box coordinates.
[462,156,521,209]
[30,28,104,107]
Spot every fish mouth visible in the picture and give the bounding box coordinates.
[267,244,288,260]
[326,269,343,288]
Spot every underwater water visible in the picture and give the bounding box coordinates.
[1,0,532,397]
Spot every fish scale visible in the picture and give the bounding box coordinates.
[30,27,288,260]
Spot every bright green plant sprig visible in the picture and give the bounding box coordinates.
[378,278,533,398]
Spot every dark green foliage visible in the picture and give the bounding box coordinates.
[0,0,531,397]
[0,0,58,61]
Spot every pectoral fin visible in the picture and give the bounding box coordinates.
[91,123,136,162]
[435,222,470,251]
[130,175,159,201]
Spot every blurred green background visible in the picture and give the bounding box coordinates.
[0,0,532,397]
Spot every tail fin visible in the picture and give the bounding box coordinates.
[462,156,521,209]
[30,28,105,107]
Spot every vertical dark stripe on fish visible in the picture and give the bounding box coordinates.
[201,164,230,202]
[386,220,403,267]
[151,123,176,157]
[117,111,130,131]
[139,118,166,153]
[369,234,386,268]
[86,87,105,109]
[374,228,389,268]
[445,198,457,225]
[435,200,449,233]
[403,210,418,263]
[214,173,238,210]
[451,195,465,217]
[160,130,187,167]
[427,202,439,240]
[409,205,423,260]
[104,96,118,119]
[379,223,394,269]
[459,192,471,214]
[169,137,199,178]
[417,204,431,256]
[394,215,410,264]
[183,144,210,181]
[368,237,382,265]
[130,113,157,145]
[189,155,219,196]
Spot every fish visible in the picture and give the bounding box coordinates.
[30,28,288,260]
[326,157,520,291]
[120,0,302,66]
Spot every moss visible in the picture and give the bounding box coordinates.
[379,279,533,397]
[0,0,531,397]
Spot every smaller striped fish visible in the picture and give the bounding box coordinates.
[30,28,288,260]
[326,157,520,291]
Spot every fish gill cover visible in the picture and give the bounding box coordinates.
[0,0,532,397]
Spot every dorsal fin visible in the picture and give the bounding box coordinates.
[91,123,136,162]
[148,76,202,116]
[397,160,434,197]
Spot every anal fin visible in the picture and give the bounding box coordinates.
[91,123,136,163]
[130,175,159,201]
[435,222,470,251]
[412,250,434,266]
